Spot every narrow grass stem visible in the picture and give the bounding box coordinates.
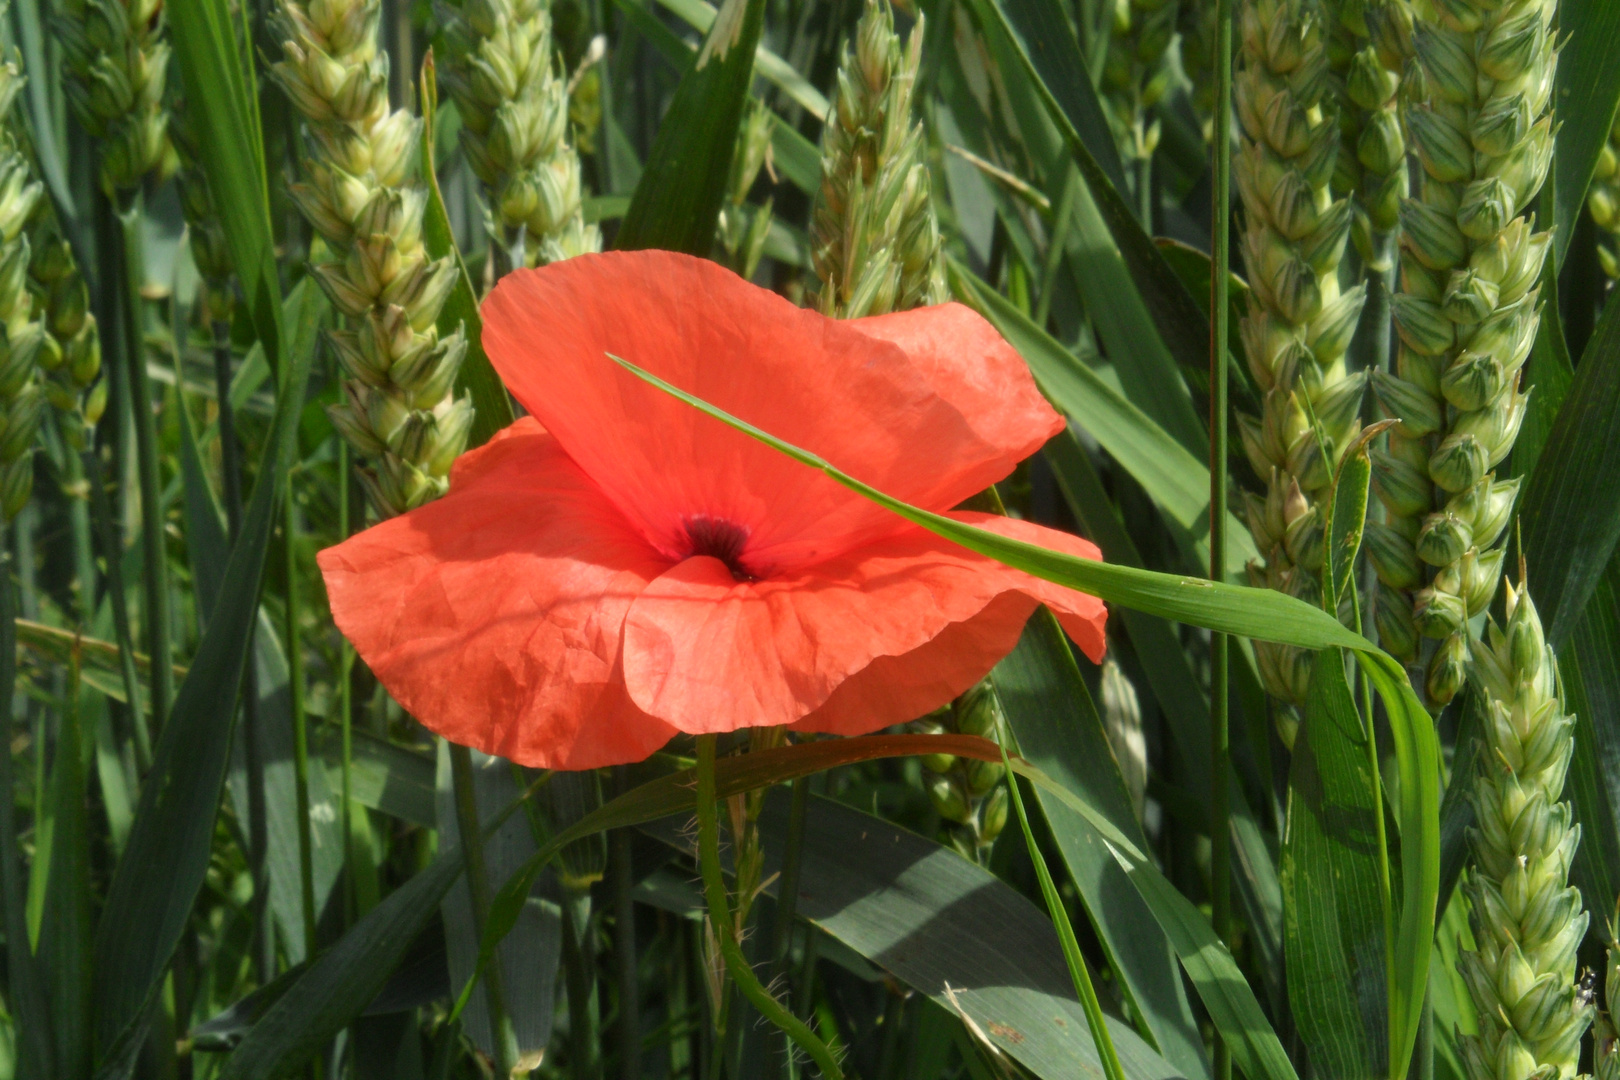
[338,440,354,926]
[448,742,521,1076]
[1209,1,1234,1079]
[694,735,843,1080]
[116,200,172,730]
[284,490,317,955]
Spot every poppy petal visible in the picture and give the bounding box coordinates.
[480,251,1061,572]
[316,418,678,770]
[619,517,1107,734]
[789,592,1038,736]
[849,303,1058,469]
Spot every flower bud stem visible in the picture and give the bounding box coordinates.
[694,734,844,1080]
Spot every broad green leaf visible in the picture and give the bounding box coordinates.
[993,0,1127,196]
[653,0,828,119]
[1564,560,1620,922]
[420,53,515,449]
[1042,431,1286,1004]
[39,671,91,1079]
[434,745,562,1062]
[218,847,464,1080]
[168,0,283,371]
[1099,837,1299,1080]
[615,0,765,254]
[247,611,345,967]
[1553,0,1620,267]
[951,265,1257,576]
[943,8,1206,460]
[1283,652,1388,1079]
[1518,282,1620,649]
[640,783,1181,1080]
[965,0,1211,383]
[312,725,436,828]
[90,277,319,1060]
[994,614,1211,1080]
[619,350,1440,1080]
[1155,238,1255,404]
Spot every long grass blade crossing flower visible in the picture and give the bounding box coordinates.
[273,0,473,518]
[436,0,601,271]
[1232,0,1367,713]
[318,251,1108,770]
[812,0,945,319]
[1371,0,1551,706]
[1456,581,1593,1080]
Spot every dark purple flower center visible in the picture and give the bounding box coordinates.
[682,516,756,581]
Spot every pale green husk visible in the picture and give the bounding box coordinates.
[273,0,472,518]
[1457,582,1593,1080]
[1588,118,1620,280]
[812,0,945,319]
[1103,0,1181,169]
[437,0,601,270]
[1233,0,1367,708]
[54,0,170,192]
[1372,0,1551,706]
[0,51,49,520]
[1327,0,1411,273]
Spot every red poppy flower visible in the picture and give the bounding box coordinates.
[318,251,1107,770]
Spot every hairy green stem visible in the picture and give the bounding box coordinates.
[612,766,641,1080]
[695,735,843,1080]
[448,742,520,1076]
[116,202,171,729]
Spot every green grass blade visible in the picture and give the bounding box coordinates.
[419,53,514,449]
[1517,279,1620,648]
[38,662,91,1080]
[89,282,319,1060]
[951,264,1257,576]
[1042,430,1286,1004]
[1282,651,1389,1079]
[167,0,284,372]
[994,0,1129,196]
[963,0,1211,379]
[994,614,1211,1080]
[1552,0,1620,267]
[614,0,765,254]
[994,724,1128,1080]
[652,0,827,119]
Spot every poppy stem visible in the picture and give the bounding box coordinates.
[694,735,843,1080]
